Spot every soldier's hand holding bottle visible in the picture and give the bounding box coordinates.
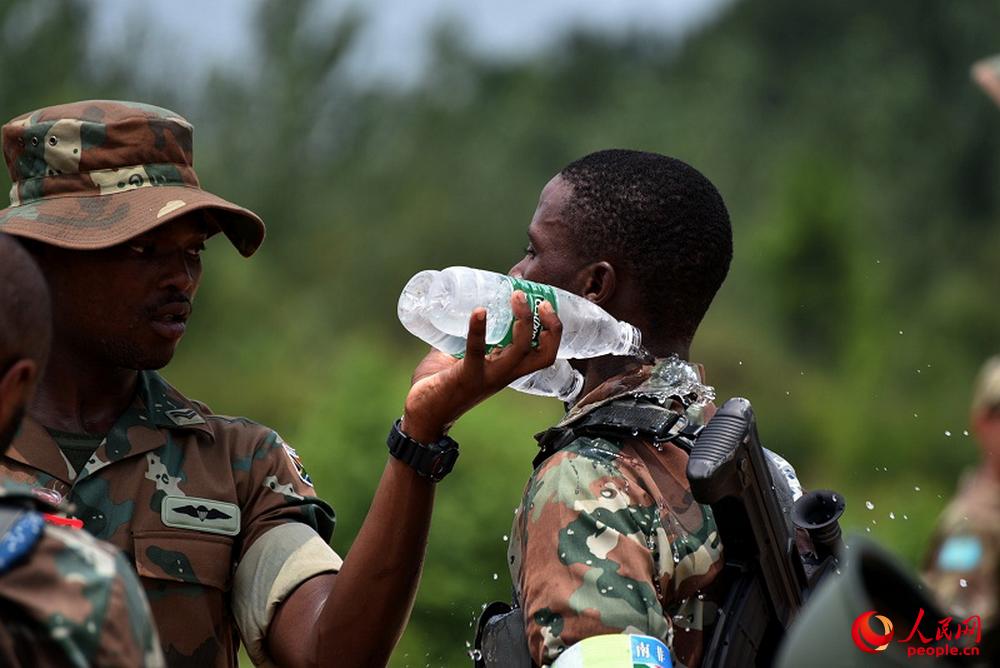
[401,290,562,443]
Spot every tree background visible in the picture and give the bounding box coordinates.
[2,0,999,665]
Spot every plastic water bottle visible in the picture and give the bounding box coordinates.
[508,359,584,403]
[397,267,642,359]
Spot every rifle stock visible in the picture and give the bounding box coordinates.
[688,397,840,667]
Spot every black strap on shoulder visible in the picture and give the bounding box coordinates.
[533,398,704,469]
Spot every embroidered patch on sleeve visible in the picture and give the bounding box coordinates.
[277,434,313,486]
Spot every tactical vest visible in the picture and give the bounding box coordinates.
[476,397,703,668]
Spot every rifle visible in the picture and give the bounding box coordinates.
[687,397,844,667]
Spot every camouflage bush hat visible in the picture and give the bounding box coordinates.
[0,100,264,257]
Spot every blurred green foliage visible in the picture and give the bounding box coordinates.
[2,0,1000,665]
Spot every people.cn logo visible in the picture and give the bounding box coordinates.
[852,611,895,653]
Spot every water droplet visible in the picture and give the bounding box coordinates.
[903,514,909,520]
[914,486,921,492]
[738,360,743,366]
[865,500,875,510]
[898,330,903,335]
[889,512,895,520]
[502,534,509,542]
[959,579,968,588]
[913,412,919,418]
[944,430,952,437]
[963,430,970,437]
[492,573,498,580]
[865,527,871,532]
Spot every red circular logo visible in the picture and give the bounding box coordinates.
[851,611,894,653]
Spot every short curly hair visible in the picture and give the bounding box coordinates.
[559,149,732,342]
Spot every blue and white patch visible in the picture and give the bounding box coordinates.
[0,510,44,574]
[936,535,983,571]
[632,634,672,667]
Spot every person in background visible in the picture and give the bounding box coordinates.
[972,54,1000,108]
[923,356,1000,635]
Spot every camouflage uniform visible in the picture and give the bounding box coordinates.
[0,481,164,667]
[1,373,342,668]
[923,468,1000,629]
[508,358,725,668]
[0,102,341,667]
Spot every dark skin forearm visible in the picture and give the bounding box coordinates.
[268,457,434,667]
[267,294,562,667]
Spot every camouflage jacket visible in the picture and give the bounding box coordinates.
[0,371,342,667]
[508,358,725,668]
[0,481,164,667]
[923,466,1000,630]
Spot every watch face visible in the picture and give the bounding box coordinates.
[430,453,448,479]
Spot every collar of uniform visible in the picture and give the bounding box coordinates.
[555,356,711,428]
[136,371,214,438]
[4,372,215,485]
[4,416,76,484]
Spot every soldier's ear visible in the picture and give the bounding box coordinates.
[0,359,38,428]
[579,261,616,306]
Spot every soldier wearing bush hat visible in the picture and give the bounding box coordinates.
[0,99,560,667]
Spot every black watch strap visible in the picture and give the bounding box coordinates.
[387,420,460,482]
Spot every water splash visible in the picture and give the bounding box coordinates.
[644,355,716,408]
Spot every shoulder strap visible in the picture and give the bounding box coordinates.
[533,399,703,468]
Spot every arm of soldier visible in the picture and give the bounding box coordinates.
[515,446,672,666]
[266,293,562,667]
[973,54,1000,109]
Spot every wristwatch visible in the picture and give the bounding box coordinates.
[386,419,460,482]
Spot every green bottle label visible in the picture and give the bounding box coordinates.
[488,276,559,352]
[455,277,559,357]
